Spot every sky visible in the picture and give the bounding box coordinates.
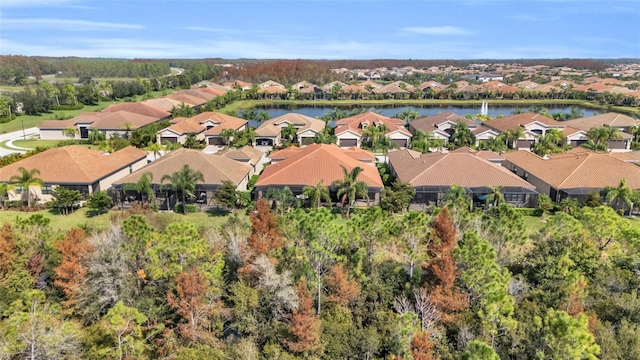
[1,0,639,60]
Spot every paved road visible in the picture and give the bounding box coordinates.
[0,127,40,156]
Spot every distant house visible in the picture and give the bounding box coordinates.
[258,80,285,89]
[334,112,412,148]
[217,146,264,176]
[254,113,325,146]
[483,112,563,150]
[39,110,163,140]
[388,149,537,208]
[408,112,500,147]
[462,73,504,83]
[112,148,258,209]
[372,84,411,98]
[255,144,383,204]
[561,112,639,150]
[502,148,640,202]
[141,98,184,112]
[156,112,247,145]
[102,102,171,120]
[0,146,147,203]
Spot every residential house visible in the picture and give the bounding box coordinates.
[254,113,325,146]
[112,148,255,209]
[502,148,640,202]
[0,146,147,203]
[141,98,184,112]
[388,149,537,208]
[321,81,347,91]
[372,83,410,98]
[463,73,504,83]
[217,146,264,176]
[334,112,412,148]
[258,80,285,89]
[156,112,247,145]
[408,112,499,147]
[483,112,563,150]
[102,102,171,120]
[39,111,162,140]
[561,112,639,150]
[254,144,383,204]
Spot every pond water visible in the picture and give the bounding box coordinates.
[249,104,602,125]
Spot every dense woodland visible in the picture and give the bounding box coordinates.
[1,187,639,359]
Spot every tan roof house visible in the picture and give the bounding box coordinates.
[254,144,383,205]
[156,112,247,146]
[388,149,537,208]
[141,97,184,112]
[407,112,495,146]
[254,113,325,146]
[483,112,563,150]
[39,111,161,140]
[102,102,170,120]
[502,148,640,202]
[334,112,412,148]
[0,146,147,203]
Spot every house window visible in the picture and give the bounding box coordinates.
[42,185,53,195]
[129,165,133,173]
[14,186,22,194]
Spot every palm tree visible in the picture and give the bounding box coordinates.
[363,124,387,149]
[442,184,472,211]
[62,127,78,140]
[585,126,622,151]
[9,167,44,206]
[88,128,105,144]
[478,135,508,154]
[505,127,525,149]
[377,136,398,160]
[449,121,475,148]
[145,141,163,161]
[123,172,155,206]
[484,185,504,208]
[265,186,298,215]
[220,129,236,146]
[161,165,205,214]
[332,165,369,217]
[0,182,7,209]
[120,122,134,140]
[302,181,331,208]
[281,124,298,145]
[605,179,635,216]
[392,108,420,124]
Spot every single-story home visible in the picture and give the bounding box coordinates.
[39,110,162,140]
[111,148,255,209]
[156,112,247,145]
[254,113,325,146]
[334,112,412,148]
[0,145,147,203]
[254,144,383,205]
[388,149,538,208]
[483,112,564,150]
[502,148,640,202]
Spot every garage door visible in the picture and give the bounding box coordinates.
[300,137,315,145]
[161,137,177,143]
[516,140,534,149]
[340,139,358,147]
[392,138,408,147]
[208,137,223,145]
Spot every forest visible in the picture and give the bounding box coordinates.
[1,188,639,359]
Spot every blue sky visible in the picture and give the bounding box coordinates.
[1,0,639,59]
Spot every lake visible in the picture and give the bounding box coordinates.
[252,104,602,120]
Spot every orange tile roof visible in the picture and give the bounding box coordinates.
[258,85,286,94]
[102,102,170,120]
[342,84,369,93]
[484,112,561,133]
[113,148,252,187]
[334,112,410,136]
[256,144,383,188]
[39,112,101,129]
[503,149,640,189]
[161,112,247,136]
[561,112,640,131]
[409,112,475,132]
[0,146,146,184]
[166,93,206,106]
[142,98,184,112]
[219,146,263,165]
[256,113,325,137]
[373,83,410,94]
[388,149,534,188]
[89,111,159,130]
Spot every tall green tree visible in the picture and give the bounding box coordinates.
[302,181,331,208]
[161,165,205,214]
[333,165,369,217]
[449,121,475,148]
[9,167,43,206]
[442,184,472,212]
[123,172,155,206]
[537,309,600,360]
[604,178,636,215]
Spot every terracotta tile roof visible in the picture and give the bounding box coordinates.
[388,81,415,92]
[408,112,475,133]
[39,112,101,129]
[0,146,146,184]
[321,81,347,91]
[174,89,216,101]
[256,144,383,188]
[141,98,184,112]
[484,112,561,133]
[418,81,444,90]
[89,111,159,130]
[471,125,498,136]
[574,83,614,92]
[255,113,325,137]
[299,86,321,94]
[102,102,170,120]
[165,93,206,106]
[258,85,286,94]
[219,146,263,165]
[561,126,584,136]
[388,149,534,188]
[334,112,410,136]
[358,80,380,88]
[372,83,410,94]
[480,81,518,93]
[455,84,479,93]
[113,148,252,187]
[161,112,247,136]
[503,149,640,189]
[561,112,640,131]
[259,80,285,89]
[450,146,504,161]
[197,87,226,97]
[342,84,369,93]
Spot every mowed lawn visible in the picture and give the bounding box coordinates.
[1,89,174,134]
[10,139,96,150]
[0,207,242,233]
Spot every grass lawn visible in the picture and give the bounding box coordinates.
[0,207,240,233]
[10,139,96,150]
[46,77,140,83]
[627,216,640,230]
[522,215,546,235]
[1,89,175,134]
[0,85,21,93]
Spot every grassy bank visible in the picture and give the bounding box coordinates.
[219,99,640,117]
[1,89,174,134]
[9,139,96,150]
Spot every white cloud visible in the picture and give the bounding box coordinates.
[0,0,80,8]
[1,18,143,31]
[403,26,472,35]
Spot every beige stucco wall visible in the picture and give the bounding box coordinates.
[502,160,552,198]
[40,129,69,140]
[97,157,148,191]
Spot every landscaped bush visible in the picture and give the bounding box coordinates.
[0,114,16,123]
[174,204,197,213]
[54,139,90,147]
[513,208,543,216]
[52,103,85,111]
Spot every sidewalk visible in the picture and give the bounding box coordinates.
[0,127,40,156]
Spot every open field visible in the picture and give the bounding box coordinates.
[220,99,640,117]
[0,89,174,134]
[0,207,242,233]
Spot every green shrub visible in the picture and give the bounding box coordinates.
[52,103,85,111]
[174,204,197,213]
[0,114,16,123]
[513,208,543,216]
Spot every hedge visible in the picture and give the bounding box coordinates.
[52,103,85,111]
[512,208,543,216]
[174,204,197,213]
